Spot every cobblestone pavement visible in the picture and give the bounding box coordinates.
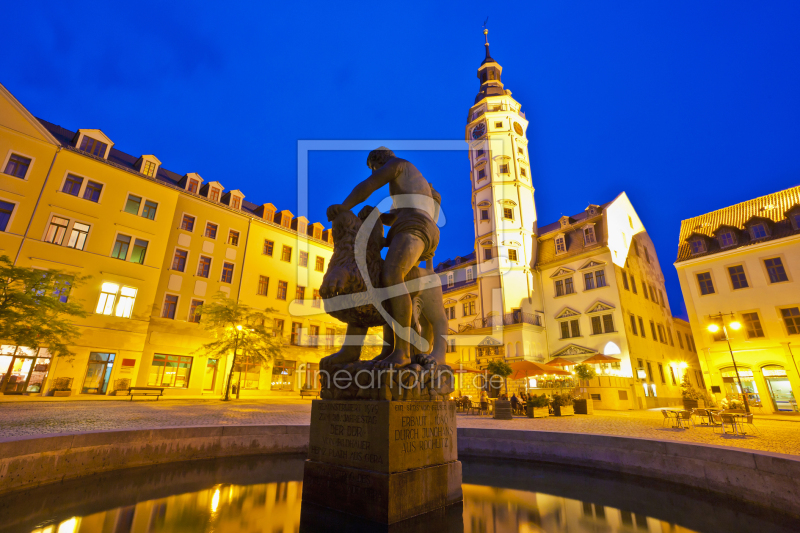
[2,399,800,457]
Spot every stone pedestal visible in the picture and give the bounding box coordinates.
[493,399,513,419]
[302,400,462,525]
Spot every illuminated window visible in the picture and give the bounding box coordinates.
[124,195,142,215]
[4,154,31,178]
[281,245,292,262]
[463,301,476,316]
[67,222,89,250]
[148,354,192,388]
[44,216,70,245]
[313,227,323,239]
[142,160,156,177]
[129,239,148,264]
[96,282,119,315]
[96,283,137,318]
[115,286,137,318]
[228,230,239,246]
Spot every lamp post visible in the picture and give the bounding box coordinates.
[707,312,750,414]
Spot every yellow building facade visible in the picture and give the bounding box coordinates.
[675,185,800,414]
[0,83,342,398]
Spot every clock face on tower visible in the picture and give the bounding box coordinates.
[472,123,486,139]
[513,122,524,136]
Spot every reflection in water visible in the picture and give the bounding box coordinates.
[7,455,799,533]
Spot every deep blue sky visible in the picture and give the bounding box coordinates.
[6,1,800,319]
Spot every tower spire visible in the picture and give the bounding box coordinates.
[482,18,493,63]
[474,22,504,103]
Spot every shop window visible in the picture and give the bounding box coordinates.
[236,356,262,390]
[0,346,52,394]
[148,354,192,388]
[271,359,296,391]
[762,365,796,412]
[81,352,115,394]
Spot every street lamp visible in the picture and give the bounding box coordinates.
[707,312,750,414]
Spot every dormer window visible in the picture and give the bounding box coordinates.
[792,213,800,230]
[584,226,596,245]
[690,239,707,255]
[314,227,322,239]
[142,160,156,177]
[188,179,199,194]
[298,222,307,234]
[209,188,220,202]
[560,216,570,228]
[719,231,736,248]
[751,223,768,240]
[231,196,241,210]
[555,236,566,254]
[79,137,108,157]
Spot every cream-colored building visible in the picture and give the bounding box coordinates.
[437,32,701,409]
[0,82,341,398]
[675,185,800,414]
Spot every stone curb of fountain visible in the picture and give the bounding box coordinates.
[2,425,799,518]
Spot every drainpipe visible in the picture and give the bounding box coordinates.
[14,146,62,266]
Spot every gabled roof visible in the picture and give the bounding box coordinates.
[555,307,581,319]
[586,301,615,314]
[676,185,800,263]
[551,344,596,358]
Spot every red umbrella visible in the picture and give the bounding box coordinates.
[546,357,578,368]
[581,354,620,364]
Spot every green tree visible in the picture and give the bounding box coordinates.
[195,293,283,401]
[573,363,597,381]
[0,255,89,360]
[487,359,513,396]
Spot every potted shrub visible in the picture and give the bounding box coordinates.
[113,378,131,396]
[572,363,596,415]
[681,374,704,410]
[526,393,550,418]
[551,391,575,416]
[50,377,73,397]
[487,360,513,419]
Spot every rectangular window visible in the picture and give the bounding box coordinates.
[115,286,137,318]
[4,154,31,178]
[629,314,638,335]
[561,321,570,339]
[148,354,192,388]
[291,322,302,345]
[564,277,574,294]
[312,289,322,308]
[112,234,131,260]
[658,289,665,307]
[508,249,518,262]
[277,281,288,300]
[670,366,677,385]
[650,321,658,341]
[644,247,651,263]
[503,207,513,219]
[463,301,476,316]
[584,272,595,290]
[95,283,137,318]
[765,257,789,283]
[447,273,454,287]
[677,333,684,349]
[96,282,119,315]
[273,318,285,338]
[466,268,474,281]
[483,248,492,260]
[209,188,220,202]
[299,251,309,267]
[62,174,83,196]
[752,224,768,239]
[172,249,188,271]
[630,275,637,294]
[584,226,596,245]
[263,239,274,256]
[316,256,325,272]
[667,327,674,346]
[309,325,320,348]
[595,269,606,288]
[649,286,657,302]
[520,168,527,177]
[281,245,292,262]
[205,223,218,239]
[592,316,602,335]
[658,363,666,384]
[142,160,156,177]
[231,197,241,209]
[180,214,195,232]
[742,312,765,338]
[646,362,654,382]
[228,230,239,246]
[446,306,455,319]
[281,215,291,229]
[82,181,102,202]
[67,222,90,250]
[657,324,666,344]
[555,237,566,253]
[45,216,70,245]
[197,256,211,278]
[130,239,148,264]
[313,227,323,240]
[570,319,580,337]
[499,164,509,173]
[697,272,715,295]
[162,294,178,319]
[326,328,336,348]
[189,299,203,323]
[728,265,749,289]
[603,314,614,333]
[480,209,489,220]
[622,271,629,290]
[720,231,735,247]
[188,179,199,193]
[296,286,305,304]
[0,200,14,231]
[142,200,158,220]
[638,316,646,338]
[555,279,564,296]
[221,262,234,283]
[258,275,269,296]
[642,282,649,300]
[79,136,108,157]
[124,195,142,215]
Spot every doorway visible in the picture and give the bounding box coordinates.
[82,352,116,394]
[203,358,219,392]
[763,365,798,412]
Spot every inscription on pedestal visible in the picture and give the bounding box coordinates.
[308,400,457,474]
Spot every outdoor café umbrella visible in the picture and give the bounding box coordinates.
[546,357,578,368]
[507,361,571,394]
[580,354,621,364]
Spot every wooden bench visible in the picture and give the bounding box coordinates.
[129,386,164,401]
[300,389,320,399]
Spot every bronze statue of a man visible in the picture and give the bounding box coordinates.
[326,147,442,369]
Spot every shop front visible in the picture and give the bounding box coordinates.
[0,346,52,395]
[81,352,116,394]
[762,365,798,412]
[271,358,296,391]
[720,366,762,408]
